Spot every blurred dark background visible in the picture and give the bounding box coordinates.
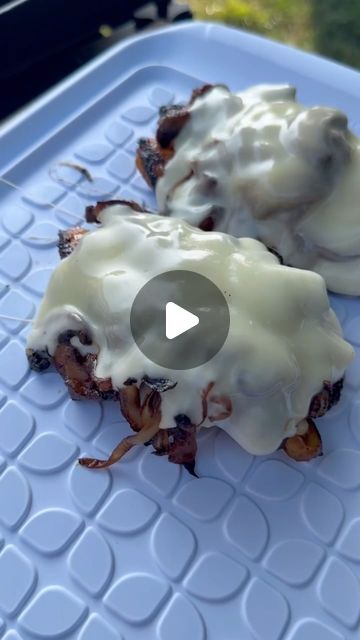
[0,0,191,122]
[1,0,359,123]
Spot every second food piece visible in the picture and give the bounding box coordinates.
[137,83,360,295]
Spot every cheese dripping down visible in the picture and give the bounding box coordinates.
[27,205,354,455]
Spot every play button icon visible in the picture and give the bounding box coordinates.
[130,270,230,370]
[166,303,199,340]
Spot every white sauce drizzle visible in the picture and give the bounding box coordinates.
[156,84,360,295]
[27,205,354,455]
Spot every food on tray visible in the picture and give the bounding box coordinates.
[136,83,360,295]
[26,200,353,472]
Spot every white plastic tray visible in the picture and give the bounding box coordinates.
[0,21,360,640]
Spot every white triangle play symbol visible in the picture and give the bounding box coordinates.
[165,302,199,340]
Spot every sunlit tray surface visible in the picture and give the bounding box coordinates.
[0,21,360,640]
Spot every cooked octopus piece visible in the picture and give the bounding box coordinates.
[26,201,353,472]
[137,83,360,296]
[136,138,174,188]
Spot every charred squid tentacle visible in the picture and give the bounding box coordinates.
[78,420,161,469]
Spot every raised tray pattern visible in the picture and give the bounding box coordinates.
[0,22,360,640]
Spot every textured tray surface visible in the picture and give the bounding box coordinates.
[0,21,360,640]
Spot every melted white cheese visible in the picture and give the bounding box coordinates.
[157,84,360,295]
[27,205,353,455]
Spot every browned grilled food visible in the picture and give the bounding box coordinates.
[135,84,219,188]
[26,201,344,471]
[136,138,174,188]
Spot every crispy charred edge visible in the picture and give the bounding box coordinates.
[85,199,148,223]
[27,330,118,400]
[28,321,344,468]
[58,227,88,259]
[136,84,222,188]
[79,381,230,474]
[57,199,148,259]
[136,138,174,188]
[53,330,118,401]
[79,382,198,475]
[26,338,339,470]
[155,85,216,149]
[189,84,219,104]
[156,104,190,148]
[26,330,197,473]
[309,378,343,417]
[26,348,52,372]
[150,415,198,477]
[155,84,218,148]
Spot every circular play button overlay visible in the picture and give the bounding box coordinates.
[130,270,230,370]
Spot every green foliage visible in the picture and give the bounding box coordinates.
[190,0,360,69]
[312,0,360,69]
